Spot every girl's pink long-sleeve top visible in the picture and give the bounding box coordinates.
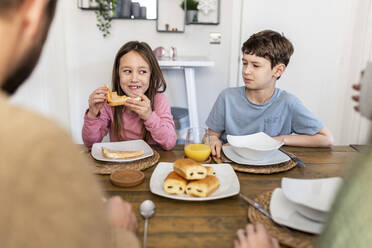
[82,93,177,150]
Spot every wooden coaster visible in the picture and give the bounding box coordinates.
[183,155,213,164]
[230,159,297,174]
[213,145,298,174]
[91,149,160,175]
[247,191,315,248]
[110,169,145,187]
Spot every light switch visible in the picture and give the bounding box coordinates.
[209,32,221,44]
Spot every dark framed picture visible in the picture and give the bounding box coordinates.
[77,0,99,10]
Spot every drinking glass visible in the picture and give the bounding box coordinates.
[184,127,211,162]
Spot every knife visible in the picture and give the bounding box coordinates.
[239,193,296,236]
[279,148,306,168]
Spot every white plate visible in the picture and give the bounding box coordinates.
[227,132,284,161]
[150,162,240,201]
[282,177,343,212]
[222,145,290,166]
[270,188,323,234]
[290,201,327,223]
[91,140,154,162]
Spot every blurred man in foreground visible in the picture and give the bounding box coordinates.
[0,1,139,247]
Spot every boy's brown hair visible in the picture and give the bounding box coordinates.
[241,30,294,68]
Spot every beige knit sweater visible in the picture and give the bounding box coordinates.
[0,92,139,248]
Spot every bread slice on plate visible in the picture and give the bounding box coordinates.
[101,147,144,159]
[163,171,188,195]
[204,166,216,176]
[173,158,207,180]
[186,175,220,197]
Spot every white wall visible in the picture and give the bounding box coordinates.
[233,0,372,145]
[10,0,372,145]
[10,0,70,131]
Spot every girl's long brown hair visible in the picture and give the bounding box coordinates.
[111,41,166,142]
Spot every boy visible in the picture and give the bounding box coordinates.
[206,30,333,158]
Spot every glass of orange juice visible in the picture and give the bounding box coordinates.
[184,127,211,162]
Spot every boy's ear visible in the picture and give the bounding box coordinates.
[273,63,286,78]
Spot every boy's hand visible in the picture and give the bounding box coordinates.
[124,93,152,121]
[210,135,222,158]
[88,86,108,118]
[273,136,285,144]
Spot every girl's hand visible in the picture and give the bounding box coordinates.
[124,93,152,121]
[87,87,108,118]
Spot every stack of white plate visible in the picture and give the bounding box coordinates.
[270,177,343,234]
[224,132,289,166]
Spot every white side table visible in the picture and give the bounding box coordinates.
[158,56,215,128]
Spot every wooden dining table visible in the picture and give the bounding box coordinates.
[82,145,358,248]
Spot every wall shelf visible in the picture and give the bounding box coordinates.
[77,0,220,34]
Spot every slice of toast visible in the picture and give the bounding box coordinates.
[101,147,144,159]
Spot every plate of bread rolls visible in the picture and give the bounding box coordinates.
[91,140,153,162]
[150,158,240,201]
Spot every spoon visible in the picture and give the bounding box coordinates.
[140,200,156,248]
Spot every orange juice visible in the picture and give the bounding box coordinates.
[184,143,211,162]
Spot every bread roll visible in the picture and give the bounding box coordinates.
[186,176,220,197]
[163,171,187,195]
[173,158,207,180]
[104,84,140,106]
[101,147,144,159]
[205,166,216,176]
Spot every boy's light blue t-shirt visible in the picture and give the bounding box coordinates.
[206,86,324,143]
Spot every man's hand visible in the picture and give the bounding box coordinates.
[234,224,279,248]
[107,196,137,232]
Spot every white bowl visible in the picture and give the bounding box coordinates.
[226,132,284,161]
[289,200,327,222]
[282,177,343,212]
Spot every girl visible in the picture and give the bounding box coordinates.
[82,41,177,150]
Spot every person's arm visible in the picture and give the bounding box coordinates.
[283,95,334,147]
[107,196,141,248]
[13,120,140,248]
[82,106,111,148]
[206,91,228,158]
[274,127,334,147]
[141,94,177,150]
[209,129,223,158]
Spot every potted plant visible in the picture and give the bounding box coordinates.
[180,0,199,23]
[94,0,117,38]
